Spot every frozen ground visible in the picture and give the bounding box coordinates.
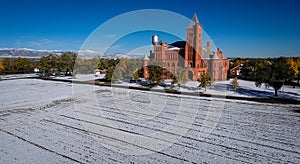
[0,79,299,163]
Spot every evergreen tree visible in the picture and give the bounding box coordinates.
[172,67,187,89]
[132,69,140,80]
[147,65,163,84]
[231,77,239,90]
[97,59,109,70]
[199,73,211,91]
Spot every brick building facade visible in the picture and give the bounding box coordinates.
[144,13,229,81]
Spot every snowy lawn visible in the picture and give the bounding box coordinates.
[65,74,300,100]
[0,79,299,163]
[165,79,300,100]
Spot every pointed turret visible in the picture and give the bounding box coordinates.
[144,54,149,60]
[188,13,200,28]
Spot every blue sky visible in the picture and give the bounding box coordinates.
[0,0,300,58]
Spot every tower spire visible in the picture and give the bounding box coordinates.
[188,13,200,28]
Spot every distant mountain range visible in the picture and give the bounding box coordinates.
[0,48,64,58]
[0,48,145,59]
[102,53,141,59]
[78,51,143,59]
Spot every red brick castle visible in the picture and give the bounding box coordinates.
[143,13,229,81]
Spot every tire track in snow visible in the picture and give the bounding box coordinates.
[94,102,300,152]
[0,128,82,164]
[55,113,295,163]
[42,119,193,163]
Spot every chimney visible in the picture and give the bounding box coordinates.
[217,48,223,59]
[207,41,211,48]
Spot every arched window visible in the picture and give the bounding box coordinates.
[172,63,175,67]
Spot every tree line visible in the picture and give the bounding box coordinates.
[0,52,77,75]
[95,56,300,96]
[0,57,35,74]
[230,56,300,96]
[95,59,188,87]
[1,53,299,96]
[37,52,77,75]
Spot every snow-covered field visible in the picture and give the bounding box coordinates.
[0,79,300,163]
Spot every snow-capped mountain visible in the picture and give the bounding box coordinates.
[0,48,64,58]
[77,52,143,59]
[102,53,143,59]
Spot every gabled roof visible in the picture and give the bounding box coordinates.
[188,13,200,28]
[170,41,186,49]
[230,64,244,71]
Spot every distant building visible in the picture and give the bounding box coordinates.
[229,64,243,77]
[94,69,106,79]
[143,13,229,81]
[34,68,39,73]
